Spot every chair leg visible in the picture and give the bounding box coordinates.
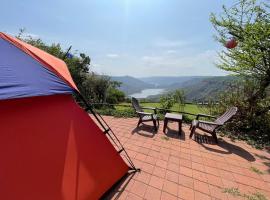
[153,120,157,131]
[189,126,196,139]
[137,119,142,127]
[163,119,168,133]
[178,121,182,135]
[212,131,218,143]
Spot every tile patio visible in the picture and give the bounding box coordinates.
[97,116,270,200]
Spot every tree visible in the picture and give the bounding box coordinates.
[173,89,185,112]
[106,88,125,104]
[159,93,175,113]
[210,0,270,113]
[210,0,270,146]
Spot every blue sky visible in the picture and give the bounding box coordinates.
[1,0,235,77]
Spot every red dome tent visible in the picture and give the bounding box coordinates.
[0,32,137,200]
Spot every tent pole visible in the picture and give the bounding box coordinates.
[75,91,140,172]
[62,46,72,60]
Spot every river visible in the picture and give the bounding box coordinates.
[129,88,165,99]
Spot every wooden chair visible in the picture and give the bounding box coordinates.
[189,107,238,143]
[131,97,159,131]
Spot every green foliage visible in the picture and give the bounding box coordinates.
[95,107,136,118]
[211,0,270,147]
[173,89,185,112]
[223,187,241,197]
[250,166,264,174]
[246,192,268,200]
[159,93,175,113]
[223,187,267,200]
[183,76,237,102]
[217,80,270,148]
[106,87,125,104]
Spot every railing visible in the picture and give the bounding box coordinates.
[90,102,198,117]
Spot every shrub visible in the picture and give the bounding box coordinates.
[95,107,136,118]
[159,93,175,113]
[106,88,125,104]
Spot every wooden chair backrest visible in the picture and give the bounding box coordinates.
[131,97,143,112]
[215,107,238,125]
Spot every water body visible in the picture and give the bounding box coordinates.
[130,88,164,99]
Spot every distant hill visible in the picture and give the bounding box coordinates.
[179,76,237,101]
[139,76,207,87]
[111,76,155,95]
[110,75,237,101]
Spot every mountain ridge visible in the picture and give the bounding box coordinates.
[110,75,236,101]
[111,75,155,94]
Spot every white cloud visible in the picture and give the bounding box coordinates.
[142,50,218,67]
[139,50,226,76]
[106,53,120,58]
[26,33,39,39]
[142,56,165,63]
[166,50,177,54]
[89,50,227,77]
[91,62,104,74]
[154,38,187,48]
[91,63,101,68]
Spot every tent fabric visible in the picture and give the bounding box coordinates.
[0,38,74,100]
[0,32,131,199]
[0,32,78,91]
[0,94,129,200]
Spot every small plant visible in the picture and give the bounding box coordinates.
[223,187,268,200]
[173,89,185,112]
[223,187,241,197]
[246,192,268,200]
[159,93,175,113]
[161,136,170,141]
[250,167,264,175]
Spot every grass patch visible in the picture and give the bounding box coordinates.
[137,102,205,116]
[161,136,170,141]
[223,187,241,197]
[250,167,264,175]
[223,188,268,200]
[245,192,268,200]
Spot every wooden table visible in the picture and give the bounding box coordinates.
[163,113,182,135]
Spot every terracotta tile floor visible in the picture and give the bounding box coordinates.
[98,116,270,200]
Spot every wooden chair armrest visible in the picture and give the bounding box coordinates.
[141,107,157,114]
[198,120,222,126]
[196,113,216,120]
[137,111,153,116]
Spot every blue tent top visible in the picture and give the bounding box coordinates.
[0,37,74,100]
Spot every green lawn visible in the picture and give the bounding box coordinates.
[113,102,209,121]
[141,103,205,115]
[115,102,206,115]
